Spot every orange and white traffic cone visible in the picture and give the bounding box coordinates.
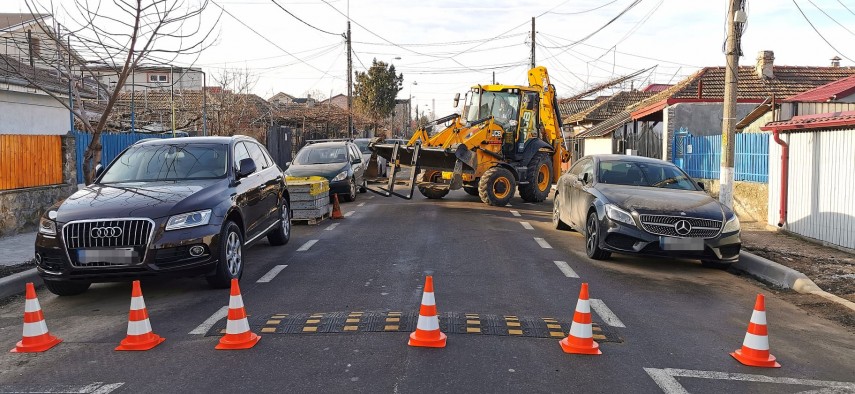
[116,280,164,351]
[11,282,61,353]
[731,294,781,368]
[559,282,602,355]
[216,279,260,350]
[408,275,447,348]
[331,194,344,219]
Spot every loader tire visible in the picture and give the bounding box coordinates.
[418,170,449,199]
[479,167,515,207]
[519,152,553,203]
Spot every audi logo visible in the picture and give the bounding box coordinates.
[90,226,123,238]
[674,220,693,236]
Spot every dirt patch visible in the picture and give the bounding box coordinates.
[0,261,35,279]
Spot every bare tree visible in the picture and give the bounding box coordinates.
[0,0,220,183]
[208,67,267,139]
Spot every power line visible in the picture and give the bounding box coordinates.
[837,0,855,16]
[270,0,341,36]
[538,32,700,67]
[806,0,855,37]
[210,0,343,79]
[352,32,528,48]
[540,0,644,61]
[791,0,855,62]
[546,0,619,15]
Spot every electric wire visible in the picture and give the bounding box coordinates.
[791,0,855,62]
[806,0,855,36]
[270,0,341,36]
[546,0,620,15]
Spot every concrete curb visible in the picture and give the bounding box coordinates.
[0,268,41,300]
[736,251,855,312]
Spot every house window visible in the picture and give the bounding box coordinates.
[149,74,168,83]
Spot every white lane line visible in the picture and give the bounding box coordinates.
[507,203,512,207]
[297,239,318,251]
[358,202,365,207]
[189,306,228,335]
[0,382,126,393]
[644,368,855,394]
[520,221,534,230]
[534,237,552,249]
[257,265,288,283]
[368,195,375,199]
[510,210,521,217]
[590,299,626,327]
[326,223,340,231]
[344,211,355,217]
[553,261,579,278]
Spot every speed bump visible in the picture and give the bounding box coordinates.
[206,311,623,343]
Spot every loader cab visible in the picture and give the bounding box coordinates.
[463,86,539,160]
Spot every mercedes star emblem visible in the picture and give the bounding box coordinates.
[674,220,692,236]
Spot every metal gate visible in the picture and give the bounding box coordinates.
[672,127,689,168]
[266,125,293,169]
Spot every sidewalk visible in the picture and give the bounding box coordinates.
[0,231,36,268]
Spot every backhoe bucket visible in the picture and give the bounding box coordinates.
[365,141,423,199]
[371,143,460,170]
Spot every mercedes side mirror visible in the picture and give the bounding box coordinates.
[237,158,256,179]
[453,92,460,108]
[582,172,590,184]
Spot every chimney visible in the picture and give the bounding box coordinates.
[756,50,775,79]
[831,56,842,67]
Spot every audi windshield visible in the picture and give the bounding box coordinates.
[100,143,229,183]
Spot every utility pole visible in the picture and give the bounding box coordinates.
[720,0,744,208]
[171,65,175,137]
[346,21,353,139]
[530,17,536,69]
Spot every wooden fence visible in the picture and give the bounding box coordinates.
[0,135,64,191]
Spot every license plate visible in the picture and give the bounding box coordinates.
[76,248,137,264]
[659,236,704,251]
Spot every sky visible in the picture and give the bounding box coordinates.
[3,0,855,118]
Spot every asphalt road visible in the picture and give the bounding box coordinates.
[0,190,853,393]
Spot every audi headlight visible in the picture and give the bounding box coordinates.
[605,204,635,226]
[38,217,57,236]
[166,209,212,231]
[723,215,740,233]
[332,171,348,182]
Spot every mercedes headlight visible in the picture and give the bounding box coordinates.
[332,171,348,182]
[605,204,635,226]
[166,209,212,231]
[38,217,57,236]
[723,215,740,233]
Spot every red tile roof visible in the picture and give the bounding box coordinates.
[671,66,855,100]
[782,75,855,102]
[761,110,855,132]
[565,91,654,123]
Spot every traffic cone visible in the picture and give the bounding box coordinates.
[408,275,447,348]
[11,282,61,353]
[216,279,260,350]
[331,194,344,219]
[116,280,164,351]
[559,282,602,355]
[731,294,781,368]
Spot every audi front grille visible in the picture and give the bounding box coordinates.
[639,214,722,239]
[61,219,155,267]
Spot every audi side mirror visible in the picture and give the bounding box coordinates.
[94,163,104,179]
[237,158,256,179]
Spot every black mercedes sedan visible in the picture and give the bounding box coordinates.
[34,136,291,295]
[553,155,741,268]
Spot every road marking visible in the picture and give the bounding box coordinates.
[590,299,626,328]
[257,265,288,283]
[553,261,579,278]
[344,211,355,217]
[520,221,534,230]
[534,237,552,249]
[189,306,228,335]
[358,202,365,207]
[644,368,855,394]
[510,210,521,217]
[326,223,340,231]
[297,240,318,251]
[0,382,125,393]
[368,195,375,199]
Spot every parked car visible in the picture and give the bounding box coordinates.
[285,140,366,202]
[34,136,291,296]
[353,137,387,177]
[552,154,741,268]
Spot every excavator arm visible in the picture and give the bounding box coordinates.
[528,66,570,181]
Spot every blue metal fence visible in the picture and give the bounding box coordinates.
[72,131,175,184]
[674,133,769,183]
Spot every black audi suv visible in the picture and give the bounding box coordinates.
[553,155,741,269]
[34,136,291,295]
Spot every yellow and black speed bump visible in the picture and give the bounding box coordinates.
[206,311,622,343]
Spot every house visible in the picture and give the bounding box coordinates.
[269,92,296,106]
[564,91,656,158]
[0,13,63,71]
[86,65,204,92]
[322,94,348,110]
[761,110,855,250]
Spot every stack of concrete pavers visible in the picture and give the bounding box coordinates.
[286,176,331,224]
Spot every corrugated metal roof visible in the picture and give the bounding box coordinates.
[783,75,855,102]
[761,110,855,132]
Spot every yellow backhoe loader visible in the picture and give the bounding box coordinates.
[368,66,570,206]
